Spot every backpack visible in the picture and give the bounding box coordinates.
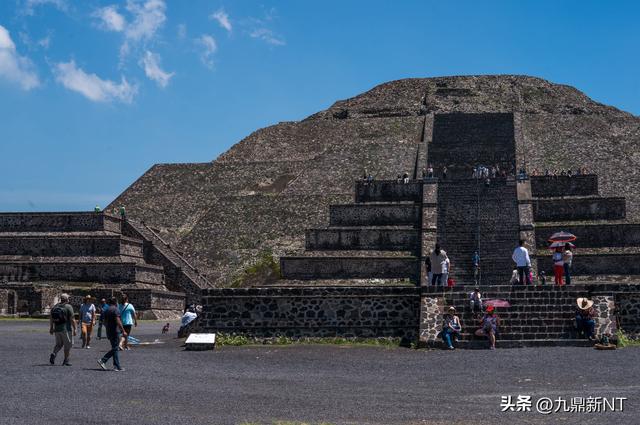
[51,304,68,325]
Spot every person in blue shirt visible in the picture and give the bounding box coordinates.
[96,298,109,340]
[472,251,480,284]
[118,294,137,350]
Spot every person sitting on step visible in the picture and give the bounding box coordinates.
[441,306,461,350]
[469,287,483,314]
[475,305,500,350]
[575,297,596,341]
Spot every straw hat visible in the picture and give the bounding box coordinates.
[576,297,594,310]
[447,306,456,313]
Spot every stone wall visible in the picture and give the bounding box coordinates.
[0,213,120,233]
[592,295,617,337]
[535,224,640,248]
[530,175,598,197]
[537,254,640,276]
[418,296,444,346]
[615,293,640,336]
[197,286,420,339]
[532,197,626,222]
[305,228,419,251]
[0,289,16,315]
[0,235,143,258]
[355,180,422,203]
[0,263,164,286]
[280,257,420,280]
[329,204,420,226]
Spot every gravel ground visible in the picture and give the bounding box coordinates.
[0,319,638,425]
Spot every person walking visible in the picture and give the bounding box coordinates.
[97,297,127,372]
[78,295,96,349]
[96,298,109,339]
[49,293,76,366]
[511,240,532,285]
[429,244,449,286]
[553,247,564,285]
[563,244,574,285]
[119,294,137,350]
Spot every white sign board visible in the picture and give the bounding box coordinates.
[185,333,216,344]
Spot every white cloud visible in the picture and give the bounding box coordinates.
[196,34,217,69]
[22,0,68,15]
[124,0,166,42]
[250,28,285,46]
[210,9,232,33]
[140,50,173,88]
[177,23,187,40]
[0,25,40,90]
[53,60,137,103]
[93,5,126,32]
[37,34,51,49]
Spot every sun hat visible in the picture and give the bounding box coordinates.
[448,306,456,312]
[576,297,594,310]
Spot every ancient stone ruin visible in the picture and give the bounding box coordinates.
[2,75,640,346]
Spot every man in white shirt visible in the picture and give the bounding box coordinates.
[512,239,532,285]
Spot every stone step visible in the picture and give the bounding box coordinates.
[329,204,420,226]
[534,223,640,249]
[0,261,164,285]
[537,253,640,276]
[0,212,121,233]
[305,227,419,251]
[530,175,598,198]
[0,234,143,258]
[280,256,419,280]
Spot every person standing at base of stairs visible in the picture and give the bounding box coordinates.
[552,247,565,286]
[429,244,449,286]
[512,239,532,285]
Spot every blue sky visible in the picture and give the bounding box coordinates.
[1,0,639,211]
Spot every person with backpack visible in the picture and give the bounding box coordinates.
[119,294,137,350]
[97,297,127,372]
[49,293,77,366]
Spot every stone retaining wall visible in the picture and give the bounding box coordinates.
[0,263,164,285]
[532,197,626,222]
[305,228,419,251]
[0,289,16,315]
[537,254,640,276]
[280,257,420,280]
[615,293,640,336]
[329,204,420,226]
[535,224,640,248]
[530,175,598,198]
[355,181,422,203]
[197,286,420,339]
[0,236,143,258]
[0,213,120,233]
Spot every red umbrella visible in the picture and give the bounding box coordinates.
[548,231,576,242]
[484,299,511,308]
[548,241,575,250]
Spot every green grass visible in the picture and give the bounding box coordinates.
[616,330,640,348]
[216,333,404,348]
[230,249,281,288]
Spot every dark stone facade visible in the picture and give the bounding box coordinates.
[535,224,640,248]
[280,257,419,281]
[355,180,422,203]
[530,175,598,198]
[329,204,420,227]
[0,212,120,233]
[537,254,640,276]
[532,197,626,222]
[305,227,419,251]
[197,286,420,339]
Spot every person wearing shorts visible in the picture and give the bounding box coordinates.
[79,295,96,348]
[119,294,137,350]
[49,293,77,366]
[474,305,500,350]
